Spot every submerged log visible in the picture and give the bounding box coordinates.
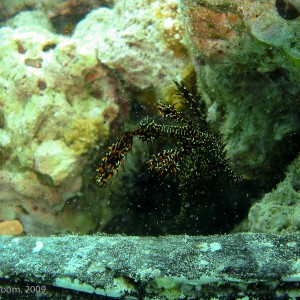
[0,233,299,299]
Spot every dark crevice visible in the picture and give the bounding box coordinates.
[276,0,300,20]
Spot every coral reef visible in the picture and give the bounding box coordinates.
[64,118,109,155]
[0,0,113,23]
[177,0,300,234]
[1,0,298,237]
[153,0,187,57]
[180,0,300,181]
[48,0,112,35]
[180,0,300,235]
[0,10,121,234]
[34,140,79,186]
[0,0,195,235]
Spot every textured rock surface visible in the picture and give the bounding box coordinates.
[34,140,78,186]
[180,0,300,180]
[248,154,300,233]
[0,233,299,299]
[0,1,195,235]
[73,0,192,91]
[0,0,110,22]
[0,10,120,234]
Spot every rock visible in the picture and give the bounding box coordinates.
[0,233,299,299]
[0,12,120,234]
[73,0,191,90]
[180,0,300,180]
[248,154,300,233]
[34,140,78,186]
[0,0,198,236]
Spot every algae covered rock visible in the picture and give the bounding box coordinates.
[248,154,300,233]
[0,234,300,299]
[180,0,300,181]
[174,0,300,235]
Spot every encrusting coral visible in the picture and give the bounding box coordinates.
[64,118,109,155]
[153,0,187,57]
[96,82,241,219]
[0,220,23,235]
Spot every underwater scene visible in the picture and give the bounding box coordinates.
[0,0,300,299]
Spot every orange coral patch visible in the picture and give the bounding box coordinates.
[0,220,24,235]
[188,7,241,60]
